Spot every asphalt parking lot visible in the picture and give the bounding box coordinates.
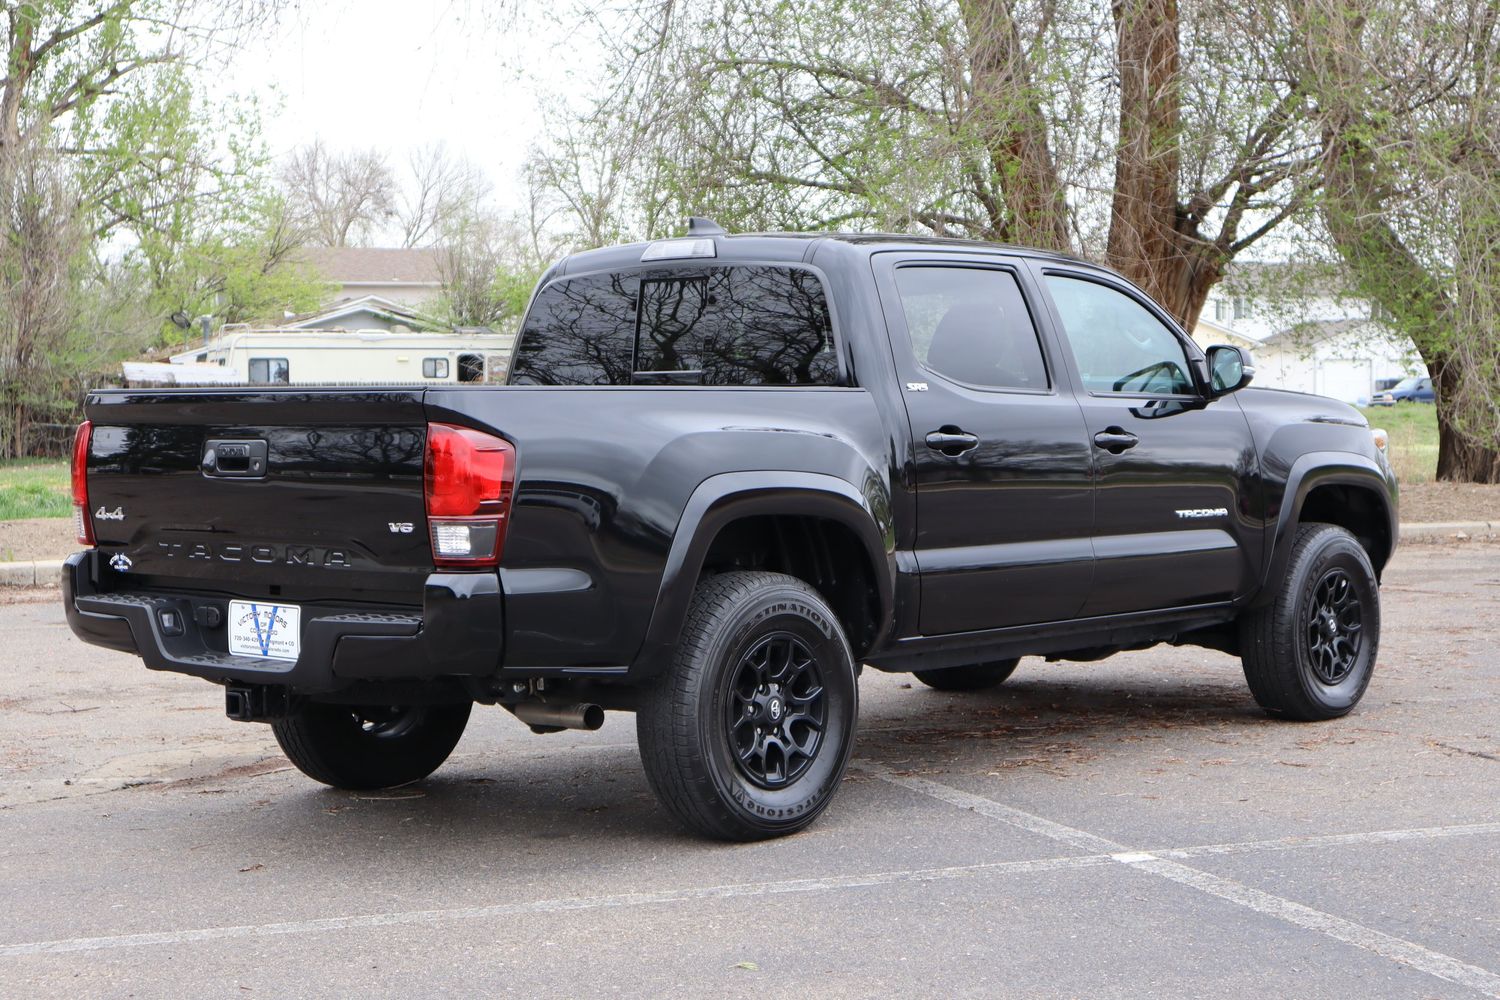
[1,542,1497,999]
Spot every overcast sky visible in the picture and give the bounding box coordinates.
[215,1,592,216]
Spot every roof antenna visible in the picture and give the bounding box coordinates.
[687,217,726,236]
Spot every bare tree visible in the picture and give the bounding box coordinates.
[396,142,491,248]
[279,139,397,246]
[530,0,1324,329]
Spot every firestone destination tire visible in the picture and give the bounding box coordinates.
[636,571,859,841]
[1239,523,1380,721]
[272,701,472,790]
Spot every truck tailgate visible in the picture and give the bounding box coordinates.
[84,388,432,604]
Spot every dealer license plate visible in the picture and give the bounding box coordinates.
[227,600,302,662]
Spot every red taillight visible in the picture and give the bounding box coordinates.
[71,420,94,547]
[423,422,515,567]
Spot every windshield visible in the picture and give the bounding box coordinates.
[1393,377,1422,391]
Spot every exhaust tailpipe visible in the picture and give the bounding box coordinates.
[511,701,605,732]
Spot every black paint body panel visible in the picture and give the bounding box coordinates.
[68,235,1398,693]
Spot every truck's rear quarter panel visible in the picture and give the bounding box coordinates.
[427,385,891,671]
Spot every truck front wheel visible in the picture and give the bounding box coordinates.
[271,701,472,790]
[637,571,859,841]
[1239,524,1380,721]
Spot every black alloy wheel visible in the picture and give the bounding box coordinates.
[1304,569,1363,685]
[725,633,828,789]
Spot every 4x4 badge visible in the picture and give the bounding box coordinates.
[95,505,124,521]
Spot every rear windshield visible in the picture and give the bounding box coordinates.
[509,265,838,386]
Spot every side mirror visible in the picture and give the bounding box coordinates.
[1205,345,1255,396]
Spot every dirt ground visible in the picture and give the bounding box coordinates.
[1397,481,1500,523]
[0,518,74,563]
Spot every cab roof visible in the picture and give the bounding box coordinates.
[551,224,1093,278]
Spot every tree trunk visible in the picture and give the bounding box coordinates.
[1101,0,1224,331]
[961,0,1072,251]
[1432,359,1500,483]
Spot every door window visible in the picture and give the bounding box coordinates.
[1044,275,1194,395]
[893,266,1048,390]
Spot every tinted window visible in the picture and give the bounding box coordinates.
[510,273,639,385]
[636,267,836,385]
[248,358,289,384]
[1044,275,1194,395]
[893,266,1048,390]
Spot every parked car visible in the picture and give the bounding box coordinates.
[1370,375,1435,405]
[62,221,1399,841]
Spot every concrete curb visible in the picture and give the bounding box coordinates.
[0,522,1493,586]
[0,559,63,587]
[1400,520,1498,544]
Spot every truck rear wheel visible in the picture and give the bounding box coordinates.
[1239,524,1380,721]
[636,571,859,841]
[913,659,1020,692]
[271,701,472,790]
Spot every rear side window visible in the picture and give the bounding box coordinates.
[510,273,640,385]
[509,266,836,386]
[636,267,836,385]
[893,266,1048,390]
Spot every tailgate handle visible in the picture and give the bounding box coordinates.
[202,439,268,478]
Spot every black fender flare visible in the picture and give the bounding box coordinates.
[632,471,896,676]
[1254,450,1398,607]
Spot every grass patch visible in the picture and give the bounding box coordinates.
[1359,404,1438,483]
[0,459,71,520]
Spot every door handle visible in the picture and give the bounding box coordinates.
[925,428,980,456]
[1092,428,1139,454]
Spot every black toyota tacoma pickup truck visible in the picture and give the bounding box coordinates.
[63,221,1398,840]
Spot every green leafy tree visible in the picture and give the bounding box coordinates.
[1308,0,1500,481]
[0,1,281,456]
[149,193,331,331]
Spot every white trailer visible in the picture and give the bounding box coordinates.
[164,328,516,386]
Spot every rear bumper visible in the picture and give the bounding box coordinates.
[61,552,503,693]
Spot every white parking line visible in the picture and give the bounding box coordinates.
[1154,822,1500,860]
[4,810,1499,965]
[869,766,1500,999]
[0,853,1118,958]
[1126,854,1500,998]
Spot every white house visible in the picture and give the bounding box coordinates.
[1192,263,1422,404]
[281,294,440,334]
